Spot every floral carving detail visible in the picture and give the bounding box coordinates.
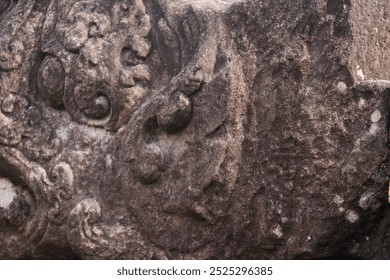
[40,0,152,130]
[0,147,74,243]
[68,198,166,259]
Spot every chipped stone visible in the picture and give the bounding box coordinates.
[370,110,381,123]
[356,66,365,81]
[345,210,359,224]
[337,82,348,93]
[272,225,283,239]
[333,195,344,206]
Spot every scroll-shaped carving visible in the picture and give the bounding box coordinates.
[67,198,166,259]
[46,162,74,225]
[0,147,74,247]
[40,0,152,130]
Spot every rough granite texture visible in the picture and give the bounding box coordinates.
[0,0,390,259]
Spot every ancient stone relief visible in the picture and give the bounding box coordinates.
[40,0,153,129]
[0,0,246,259]
[1,0,390,259]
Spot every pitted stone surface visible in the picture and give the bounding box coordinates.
[0,0,390,259]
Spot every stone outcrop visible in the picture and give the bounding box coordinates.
[0,0,390,259]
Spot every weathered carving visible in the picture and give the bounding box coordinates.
[0,0,35,71]
[68,198,166,259]
[0,147,74,257]
[41,0,152,130]
[157,91,193,133]
[1,0,390,260]
[37,56,66,108]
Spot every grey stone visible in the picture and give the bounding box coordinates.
[0,0,390,259]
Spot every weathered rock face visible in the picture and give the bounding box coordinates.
[0,0,390,259]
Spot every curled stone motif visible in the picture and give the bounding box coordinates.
[68,198,166,259]
[157,91,193,133]
[40,0,152,130]
[0,147,74,256]
[46,162,75,224]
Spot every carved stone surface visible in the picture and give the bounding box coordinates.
[1,0,390,259]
